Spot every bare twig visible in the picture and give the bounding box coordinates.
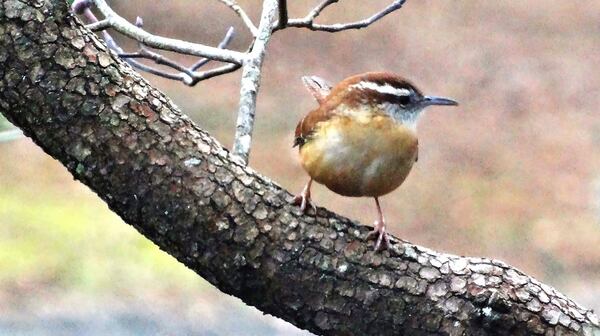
[101,29,190,82]
[90,0,246,64]
[97,20,193,82]
[275,0,406,32]
[277,0,288,29]
[189,63,242,85]
[85,18,111,31]
[73,0,239,86]
[115,16,194,80]
[119,18,239,85]
[232,0,279,163]
[217,0,258,36]
[190,27,235,71]
[306,0,339,21]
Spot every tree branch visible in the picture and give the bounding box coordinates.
[275,0,407,32]
[217,0,259,37]
[190,27,236,71]
[0,2,598,335]
[72,1,240,86]
[117,19,239,85]
[277,0,288,29]
[85,18,111,31]
[90,0,246,64]
[116,17,196,81]
[232,0,279,164]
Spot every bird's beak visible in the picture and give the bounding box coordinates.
[422,96,459,107]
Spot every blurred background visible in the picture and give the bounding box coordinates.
[1,1,599,335]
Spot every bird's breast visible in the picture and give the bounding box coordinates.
[299,115,418,197]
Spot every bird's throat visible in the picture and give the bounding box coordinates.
[377,102,424,132]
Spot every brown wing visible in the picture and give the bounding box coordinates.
[293,105,336,147]
[294,74,369,147]
[294,72,420,147]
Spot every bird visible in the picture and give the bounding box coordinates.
[292,72,458,251]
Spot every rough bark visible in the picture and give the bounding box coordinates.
[0,1,598,335]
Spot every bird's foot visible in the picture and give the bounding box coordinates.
[367,220,390,251]
[291,192,316,214]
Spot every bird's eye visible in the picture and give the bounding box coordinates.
[397,95,410,105]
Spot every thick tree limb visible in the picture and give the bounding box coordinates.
[0,1,598,335]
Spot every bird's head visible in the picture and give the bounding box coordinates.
[338,72,458,129]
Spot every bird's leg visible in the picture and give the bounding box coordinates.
[367,197,390,251]
[291,178,317,214]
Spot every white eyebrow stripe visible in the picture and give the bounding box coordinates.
[350,81,411,96]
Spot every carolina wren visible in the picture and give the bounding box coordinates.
[292,72,458,250]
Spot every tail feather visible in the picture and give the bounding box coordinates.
[301,75,332,105]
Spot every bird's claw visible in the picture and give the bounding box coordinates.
[367,220,390,251]
[291,193,317,214]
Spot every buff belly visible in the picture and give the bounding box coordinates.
[299,116,418,197]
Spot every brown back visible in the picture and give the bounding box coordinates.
[294,72,420,147]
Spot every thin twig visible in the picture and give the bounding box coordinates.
[190,27,235,71]
[189,63,242,85]
[91,0,246,64]
[73,0,239,86]
[275,0,406,33]
[81,6,192,82]
[307,0,339,20]
[120,50,195,78]
[273,0,339,30]
[114,16,195,83]
[232,0,279,163]
[277,0,288,29]
[115,26,238,85]
[217,0,258,36]
[100,29,189,82]
[86,18,111,31]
